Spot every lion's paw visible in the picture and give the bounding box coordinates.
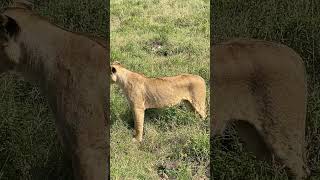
[132,137,142,143]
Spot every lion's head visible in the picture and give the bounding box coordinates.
[110,61,124,83]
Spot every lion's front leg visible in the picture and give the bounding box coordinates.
[132,107,145,142]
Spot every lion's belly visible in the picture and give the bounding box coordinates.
[144,86,189,109]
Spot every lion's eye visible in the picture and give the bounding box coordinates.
[111,67,116,74]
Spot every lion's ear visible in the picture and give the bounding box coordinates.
[111,67,117,74]
[0,15,21,64]
[0,15,20,39]
[5,16,20,38]
[113,61,121,65]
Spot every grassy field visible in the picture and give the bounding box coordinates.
[0,1,107,179]
[1,0,318,179]
[212,0,320,179]
[110,0,210,179]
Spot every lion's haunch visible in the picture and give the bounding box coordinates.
[212,39,309,180]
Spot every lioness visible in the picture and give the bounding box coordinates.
[212,39,309,179]
[0,1,109,180]
[111,62,206,142]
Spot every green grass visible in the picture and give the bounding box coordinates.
[110,0,210,179]
[0,1,106,179]
[212,0,320,179]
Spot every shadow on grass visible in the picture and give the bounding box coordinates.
[0,74,73,179]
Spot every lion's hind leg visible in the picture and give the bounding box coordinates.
[190,82,207,119]
[261,128,308,180]
[187,95,206,119]
[184,99,205,119]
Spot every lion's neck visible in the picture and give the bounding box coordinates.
[116,70,131,89]
[116,69,143,93]
[16,33,60,85]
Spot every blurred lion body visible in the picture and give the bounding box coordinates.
[111,63,206,142]
[0,2,109,180]
[212,39,309,179]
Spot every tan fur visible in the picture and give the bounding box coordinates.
[212,39,309,179]
[111,63,206,142]
[0,3,108,180]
